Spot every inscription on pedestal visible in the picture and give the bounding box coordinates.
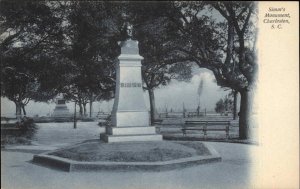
[120,83,142,87]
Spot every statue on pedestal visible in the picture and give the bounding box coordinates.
[100,17,162,142]
[126,22,133,38]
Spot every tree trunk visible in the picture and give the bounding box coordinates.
[233,90,238,120]
[15,101,22,120]
[83,103,87,117]
[21,104,27,116]
[79,101,83,117]
[74,101,77,129]
[239,87,254,139]
[89,100,93,118]
[148,88,157,125]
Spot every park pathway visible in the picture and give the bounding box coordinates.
[1,142,256,189]
[2,121,257,189]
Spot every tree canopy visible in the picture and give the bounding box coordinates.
[0,1,258,139]
[0,1,67,116]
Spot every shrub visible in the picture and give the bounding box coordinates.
[1,117,38,145]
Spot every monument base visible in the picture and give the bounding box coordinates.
[112,111,149,127]
[100,126,163,143]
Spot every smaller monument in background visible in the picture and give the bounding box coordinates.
[52,94,71,118]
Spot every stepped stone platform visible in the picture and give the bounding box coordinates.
[32,140,221,172]
[100,126,162,142]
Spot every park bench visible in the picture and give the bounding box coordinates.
[152,119,164,133]
[1,117,17,123]
[158,113,182,119]
[187,112,198,117]
[187,112,205,117]
[182,120,230,139]
[158,113,167,118]
[153,119,163,125]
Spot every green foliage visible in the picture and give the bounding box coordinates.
[128,2,193,90]
[18,117,37,138]
[61,2,123,105]
[215,95,233,114]
[0,1,67,108]
[1,117,37,145]
[215,99,225,114]
[0,2,256,135]
[0,1,122,115]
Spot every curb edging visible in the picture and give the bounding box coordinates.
[32,142,222,172]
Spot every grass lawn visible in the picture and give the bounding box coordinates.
[49,141,211,162]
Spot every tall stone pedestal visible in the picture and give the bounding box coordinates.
[100,39,162,143]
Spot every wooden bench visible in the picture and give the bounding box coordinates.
[153,119,163,125]
[158,113,168,118]
[187,112,205,117]
[182,120,230,139]
[187,112,197,117]
[1,127,23,136]
[153,119,163,133]
[1,117,17,123]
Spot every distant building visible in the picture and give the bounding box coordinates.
[52,95,71,118]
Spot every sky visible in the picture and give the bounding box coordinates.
[0,67,234,117]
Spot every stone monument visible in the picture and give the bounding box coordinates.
[100,24,162,143]
[52,94,71,118]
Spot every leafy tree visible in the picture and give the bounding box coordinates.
[215,99,225,115]
[156,1,257,139]
[215,94,233,115]
[0,1,66,118]
[223,94,233,112]
[228,89,238,120]
[61,1,123,117]
[128,2,193,125]
[211,2,257,138]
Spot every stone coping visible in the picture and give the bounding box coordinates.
[163,135,259,145]
[32,141,221,172]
